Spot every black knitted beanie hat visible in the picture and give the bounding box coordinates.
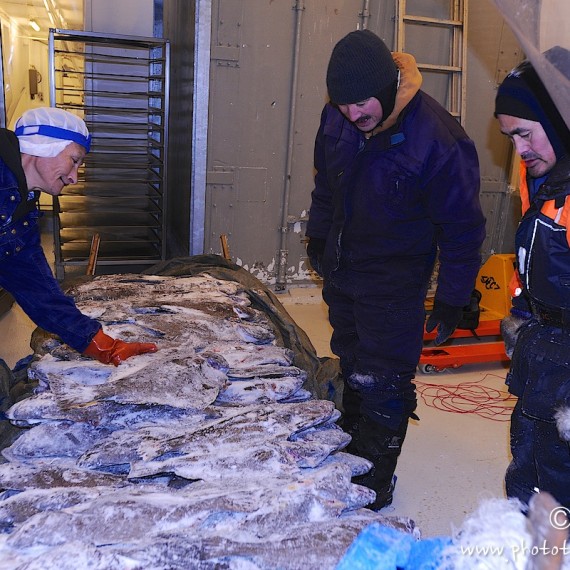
[495,53,570,159]
[326,30,399,117]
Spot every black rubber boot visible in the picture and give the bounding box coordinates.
[338,382,362,455]
[351,414,409,510]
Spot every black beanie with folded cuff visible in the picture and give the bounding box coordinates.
[326,29,399,120]
[495,55,570,159]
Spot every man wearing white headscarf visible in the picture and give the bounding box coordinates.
[0,107,157,366]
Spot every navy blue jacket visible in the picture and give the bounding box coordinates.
[307,85,485,307]
[507,155,570,416]
[0,128,100,353]
[516,155,570,310]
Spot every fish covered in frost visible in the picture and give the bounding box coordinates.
[31,350,227,410]
[0,269,416,569]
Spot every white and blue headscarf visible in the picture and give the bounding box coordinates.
[14,107,91,158]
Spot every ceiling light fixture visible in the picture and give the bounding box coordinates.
[42,0,56,27]
[29,18,41,32]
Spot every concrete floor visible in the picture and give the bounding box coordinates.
[0,276,513,539]
[1,229,56,371]
[278,286,512,539]
[0,303,37,370]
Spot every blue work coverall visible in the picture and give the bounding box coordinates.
[306,79,485,429]
[506,155,570,508]
[0,128,100,354]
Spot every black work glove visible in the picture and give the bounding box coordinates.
[306,237,326,277]
[457,289,482,330]
[425,299,464,346]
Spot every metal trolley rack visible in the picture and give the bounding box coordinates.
[48,29,170,279]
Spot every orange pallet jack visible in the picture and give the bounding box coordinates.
[419,254,514,373]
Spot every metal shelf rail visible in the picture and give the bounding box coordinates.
[48,29,170,279]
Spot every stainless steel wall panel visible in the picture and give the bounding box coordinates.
[162,0,197,258]
[465,0,523,258]
[205,0,379,286]
[196,0,522,289]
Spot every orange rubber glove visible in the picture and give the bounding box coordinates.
[83,329,158,366]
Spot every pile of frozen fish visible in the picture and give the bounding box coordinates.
[0,268,416,569]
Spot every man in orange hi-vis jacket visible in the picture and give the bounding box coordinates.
[495,47,570,510]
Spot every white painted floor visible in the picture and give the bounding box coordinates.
[0,272,513,539]
[278,286,513,539]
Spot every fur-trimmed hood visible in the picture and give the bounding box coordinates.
[555,406,570,441]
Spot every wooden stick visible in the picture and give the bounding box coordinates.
[220,234,231,261]
[86,233,100,276]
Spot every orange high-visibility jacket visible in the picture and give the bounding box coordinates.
[510,160,570,297]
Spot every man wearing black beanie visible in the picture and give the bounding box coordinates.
[305,29,486,509]
[495,47,570,511]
